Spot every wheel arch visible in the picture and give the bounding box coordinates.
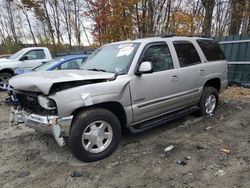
[0,69,14,75]
[71,101,128,133]
[204,78,221,92]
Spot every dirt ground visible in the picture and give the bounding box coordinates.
[0,87,250,188]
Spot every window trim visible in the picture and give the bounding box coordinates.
[135,42,174,74]
[173,40,202,68]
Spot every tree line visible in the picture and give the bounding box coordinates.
[0,0,250,53]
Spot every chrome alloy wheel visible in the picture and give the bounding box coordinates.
[205,94,217,114]
[81,121,113,153]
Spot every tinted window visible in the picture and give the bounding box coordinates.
[24,50,46,60]
[174,41,201,67]
[141,44,174,72]
[197,39,226,61]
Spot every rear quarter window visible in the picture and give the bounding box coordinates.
[197,40,226,61]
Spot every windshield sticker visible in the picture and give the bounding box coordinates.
[117,46,134,57]
[118,44,133,49]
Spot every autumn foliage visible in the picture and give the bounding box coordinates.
[86,0,207,44]
[86,0,135,44]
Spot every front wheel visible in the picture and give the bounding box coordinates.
[68,108,121,162]
[197,87,219,116]
[0,72,12,91]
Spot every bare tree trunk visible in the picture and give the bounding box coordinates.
[242,0,250,34]
[18,2,37,45]
[49,0,61,44]
[0,16,7,43]
[135,3,142,37]
[201,0,215,37]
[148,0,154,35]
[229,0,246,35]
[0,25,6,43]
[61,0,72,47]
[42,0,55,45]
[6,0,18,43]
[142,0,148,37]
[80,20,91,46]
[73,0,81,46]
[164,0,172,33]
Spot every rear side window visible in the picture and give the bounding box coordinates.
[197,40,225,61]
[173,41,201,67]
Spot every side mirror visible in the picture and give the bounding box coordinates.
[137,61,153,75]
[20,56,29,61]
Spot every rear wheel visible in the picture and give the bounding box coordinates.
[0,72,12,91]
[198,87,219,116]
[68,108,121,162]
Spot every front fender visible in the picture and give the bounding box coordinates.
[50,76,131,117]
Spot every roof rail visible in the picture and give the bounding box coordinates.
[187,35,210,38]
[161,34,210,38]
[161,34,176,38]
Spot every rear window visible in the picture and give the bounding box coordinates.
[197,40,226,61]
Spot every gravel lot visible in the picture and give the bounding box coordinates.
[0,87,250,188]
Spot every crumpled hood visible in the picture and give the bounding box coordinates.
[9,70,115,94]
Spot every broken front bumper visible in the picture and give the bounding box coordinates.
[10,108,73,147]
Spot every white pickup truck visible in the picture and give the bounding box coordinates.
[0,47,52,88]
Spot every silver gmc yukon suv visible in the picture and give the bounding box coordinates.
[8,36,228,162]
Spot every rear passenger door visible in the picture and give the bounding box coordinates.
[196,39,228,89]
[170,41,204,107]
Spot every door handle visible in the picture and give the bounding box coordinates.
[171,75,179,82]
[200,69,205,75]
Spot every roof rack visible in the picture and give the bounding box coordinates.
[160,34,210,38]
[187,35,209,38]
[161,34,176,38]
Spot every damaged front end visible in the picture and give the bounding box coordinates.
[7,70,121,147]
[9,89,73,147]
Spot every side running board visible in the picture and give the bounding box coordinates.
[129,106,199,134]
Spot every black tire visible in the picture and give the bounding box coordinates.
[0,72,12,91]
[68,108,121,162]
[197,86,219,116]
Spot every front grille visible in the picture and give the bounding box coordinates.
[14,91,57,115]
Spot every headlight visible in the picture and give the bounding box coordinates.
[37,95,56,110]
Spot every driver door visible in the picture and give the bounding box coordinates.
[130,42,180,123]
[19,49,47,70]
